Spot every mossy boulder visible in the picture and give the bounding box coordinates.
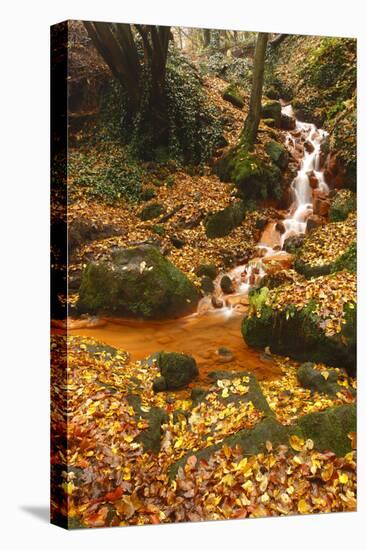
[265,140,289,169]
[294,216,356,278]
[261,100,282,126]
[283,234,305,254]
[242,280,356,374]
[154,352,198,390]
[297,362,342,397]
[329,190,356,222]
[222,84,245,108]
[141,187,156,201]
[204,200,245,238]
[295,404,356,457]
[220,275,234,294]
[139,202,166,221]
[169,403,355,478]
[77,245,201,319]
[216,147,282,203]
[127,394,168,453]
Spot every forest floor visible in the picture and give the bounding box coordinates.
[51,72,357,527]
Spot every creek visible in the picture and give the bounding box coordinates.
[66,105,329,384]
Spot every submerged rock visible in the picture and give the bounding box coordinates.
[77,245,200,319]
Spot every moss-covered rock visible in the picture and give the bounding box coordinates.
[222,84,245,108]
[154,351,198,390]
[283,234,306,254]
[216,147,282,203]
[169,403,355,478]
[294,214,356,278]
[208,370,273,416]
[204,200,245,238]
[261,100,282,126]
[77,245,201,319]
[199,275,215,294]
[127,393,168,453]
[194,263,218,280]
[139,202,166,221]
[295,404,356,457]
[242,274,356,374]
[297,362,342,397]
[329,190,356,222]
[265,140,289,169]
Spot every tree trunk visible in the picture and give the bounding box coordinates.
[203,29,211,48]
[241,32,269,150]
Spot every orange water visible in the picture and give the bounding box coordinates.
[65,309,281,385]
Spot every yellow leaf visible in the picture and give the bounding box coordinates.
[289,435,305,451]
[339,472,349,484]
[221,388,229,399]
[298,499,309,514]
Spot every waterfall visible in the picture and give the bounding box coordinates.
[199,104,330,316]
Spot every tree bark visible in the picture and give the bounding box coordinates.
[241,32,269,150]
[269,33,288,47]
[203,29,211,48]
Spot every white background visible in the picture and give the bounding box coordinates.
[1,0,365,548]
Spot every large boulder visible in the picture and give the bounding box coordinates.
[77,245,201,319]
[295,215,356,278]
[204,201,245,238]
[216,147,282,203]
[242,273,356,374]
[153,352,198,391]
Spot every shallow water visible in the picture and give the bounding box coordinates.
[65,310,281,385]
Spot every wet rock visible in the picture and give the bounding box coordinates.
[139,202,166,221]
[195,263,218,280]
[297,362,341,397]
[155,352,198,390]
[323,152,347,189]
[304,140,315,154]
[211,296,224,309]
[216,347,234,363]
[225,294,249,308]
[262,252,294,273]
[220,275,234,294]
[283,233,305,253]
[200,275,215,294]
[307,170,319,189]
[77,245,201,319]
[306,214,323,233]
[280,113,296,130]
[313,197,331,217]
[275,220,286,234]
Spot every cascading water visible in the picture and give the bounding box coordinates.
[200,103,330,316]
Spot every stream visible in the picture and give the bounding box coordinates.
[66,105,329,384]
